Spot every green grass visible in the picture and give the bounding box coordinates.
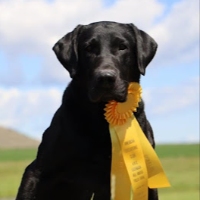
[158,157,199,200]
[0,148,37,162]
[156,144,199,200]
[155,143,199,158]
[0,144,199,199]
[0,148,37,197]
[0,161,31,197]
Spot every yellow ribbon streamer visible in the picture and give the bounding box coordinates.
[110,116,170,200]
[104,82,170,199]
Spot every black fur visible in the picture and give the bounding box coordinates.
[16,21,158,200]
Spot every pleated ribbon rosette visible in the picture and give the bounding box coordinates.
[104,82,170,200]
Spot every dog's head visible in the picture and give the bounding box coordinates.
[53,21,157,103]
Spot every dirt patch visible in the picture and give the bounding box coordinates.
[0,126,39,149]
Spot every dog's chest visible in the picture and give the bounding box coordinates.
[49,105,111,167]
[64,115,111,158]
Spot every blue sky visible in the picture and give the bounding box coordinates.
[0,0,199,144]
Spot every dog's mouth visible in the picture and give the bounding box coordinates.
[89,92,127,103]
[88,84,128,103]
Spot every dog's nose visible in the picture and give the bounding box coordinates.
[97,72,116,87]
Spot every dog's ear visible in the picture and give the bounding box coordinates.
[52,25,83,78]
[130,24,158,75]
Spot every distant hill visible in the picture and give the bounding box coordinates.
[0,126,39,149]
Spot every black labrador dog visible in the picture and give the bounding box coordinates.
[16,21,158,200]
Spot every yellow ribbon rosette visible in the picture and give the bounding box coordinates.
[104,82,170,200]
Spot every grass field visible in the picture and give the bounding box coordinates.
[0,144,199,199]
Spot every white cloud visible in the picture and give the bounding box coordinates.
[150,0,199,65]
[0,87,63,139]
[0,0,163,50]
[88,0,163,28]
[143,76,199,115]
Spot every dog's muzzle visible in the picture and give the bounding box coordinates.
[88,69,127,103]
[95,70,116,89]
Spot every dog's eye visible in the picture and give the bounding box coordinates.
[85,45,93,53]
[119,43,127,51]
